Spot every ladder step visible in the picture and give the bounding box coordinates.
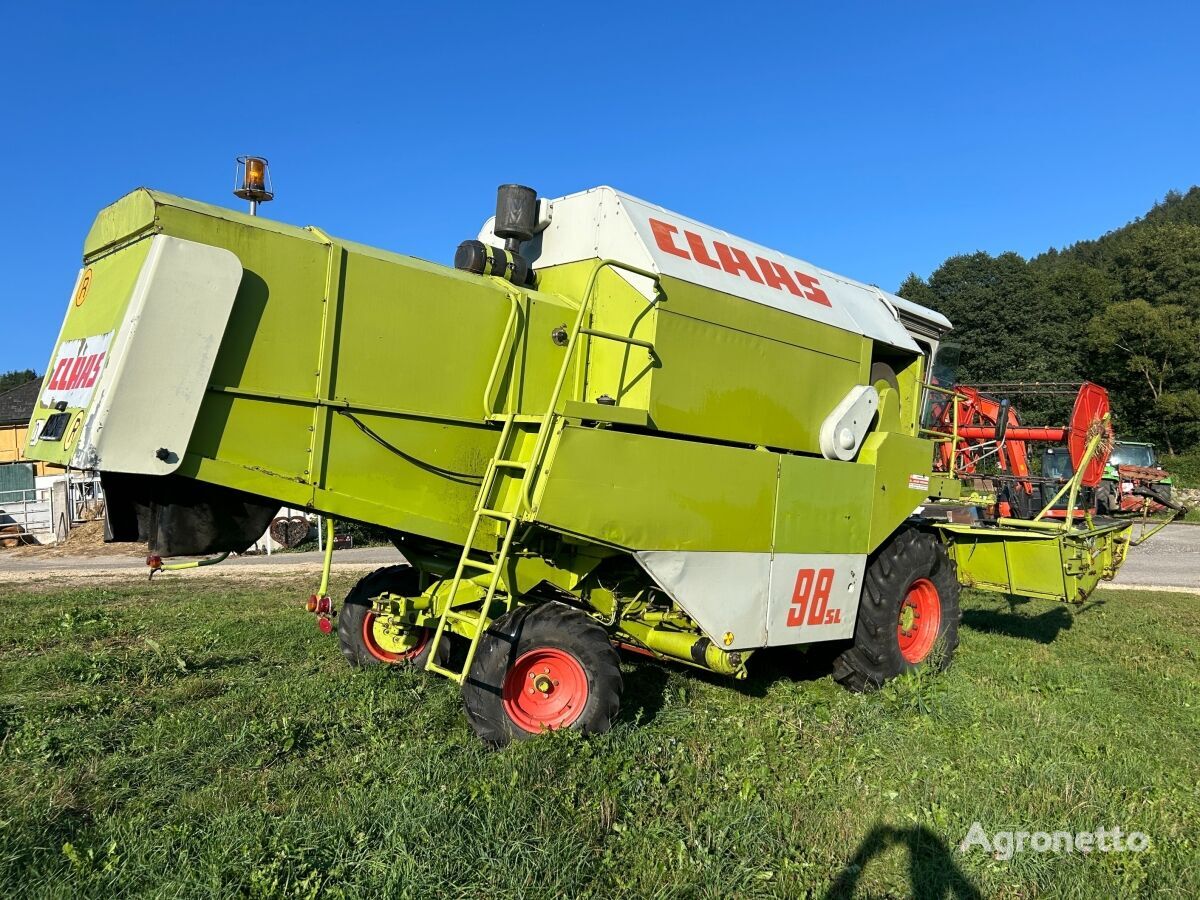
[463,559,497,573]
[425,661,466,682]
[488,414,543,424]
[492,459,529,470]
[478,508,515,521]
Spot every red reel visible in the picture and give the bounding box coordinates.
[1067,382,1113,488]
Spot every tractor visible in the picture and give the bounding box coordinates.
[25,177,1149,744]
[1098,441,1182,515]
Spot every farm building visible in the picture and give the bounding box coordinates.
[0,378,63,477]
[0,378,74,544]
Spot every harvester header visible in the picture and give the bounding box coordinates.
[24,179,1148,744]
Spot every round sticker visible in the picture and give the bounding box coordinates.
[74,269,94,307]
[65,413,83,446]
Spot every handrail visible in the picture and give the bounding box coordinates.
[918,381,967,476]
[482,290,523,417]
[577,327,657,357]
[521,258,662,511]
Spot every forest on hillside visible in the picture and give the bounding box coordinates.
[899,187,1200,460]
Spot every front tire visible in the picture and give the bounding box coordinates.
[833,528,961,692]
[462,601,622,747]
[337,565,448,669]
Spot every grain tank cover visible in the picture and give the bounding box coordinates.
[478,186,948,352]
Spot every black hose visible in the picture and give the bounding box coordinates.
[336,410,483,485]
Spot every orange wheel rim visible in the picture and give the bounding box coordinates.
[361,614,429,664]
[501,648,589,733]
[897,578,941,664]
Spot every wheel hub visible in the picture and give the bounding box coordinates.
[896,578,942,664]
[502,648,589,733]
[362,613,429,663]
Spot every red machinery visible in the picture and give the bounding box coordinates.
[931,382,1114,518]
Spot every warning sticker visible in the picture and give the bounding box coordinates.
[908,474,931,492]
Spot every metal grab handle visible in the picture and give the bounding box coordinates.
[521,259,662,512]
[483,291,523,417]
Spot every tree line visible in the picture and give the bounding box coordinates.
[0,369,37,395]
[898,188,1200,456]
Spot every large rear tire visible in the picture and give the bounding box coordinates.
[462,601,622,747]
[337,565,448,670]
[832,528,961,692]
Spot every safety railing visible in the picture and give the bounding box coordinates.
[520,258,662,511]
[0,487,53,536]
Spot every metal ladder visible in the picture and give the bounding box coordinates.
[425,260,661,684]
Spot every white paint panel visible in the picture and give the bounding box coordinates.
[765,553,866,646]
[72,236,243,474]
[616,195,916,352]
[478,186,946,351]
[635,550,866,651]
[634,551,769,650]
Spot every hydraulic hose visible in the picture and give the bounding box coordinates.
[147,551,230,579]
[318,517,335,599]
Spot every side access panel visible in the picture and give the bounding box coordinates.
[27,236,242,475]
[533,425,881,650]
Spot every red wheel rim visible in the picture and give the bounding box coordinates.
[897,578,942,664]
[361,614,429,664]
[501,648,589,733]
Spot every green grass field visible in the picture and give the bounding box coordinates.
[1,575,1197,898]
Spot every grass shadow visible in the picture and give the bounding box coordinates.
[615,659,670,727]
[186,654,256,674]
[961,604,1073,644]
[728,642,851,697]
[613,642,848,708]
[824,823,982,899]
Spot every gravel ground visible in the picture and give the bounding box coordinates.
[0,525,1196,590]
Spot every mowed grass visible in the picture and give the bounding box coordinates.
[1,575,1197,899]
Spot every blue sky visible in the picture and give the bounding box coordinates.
[2,1,1197,373]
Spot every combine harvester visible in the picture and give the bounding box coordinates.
[25,168,1152,744]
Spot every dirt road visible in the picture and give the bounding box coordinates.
[1,526,1196,591]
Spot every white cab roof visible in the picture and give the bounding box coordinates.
[479,186,951,352]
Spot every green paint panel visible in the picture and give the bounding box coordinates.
[773,454,874,554]
[647,306,861,452]
[44,190,586,546]
[857,431,934,552]
[535,425,778,552]
[533,263,876,454]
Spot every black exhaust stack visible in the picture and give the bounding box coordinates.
[454,184,538,286]
[493,184,538,253]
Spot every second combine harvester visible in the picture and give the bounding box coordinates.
[26,182,1138,744]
